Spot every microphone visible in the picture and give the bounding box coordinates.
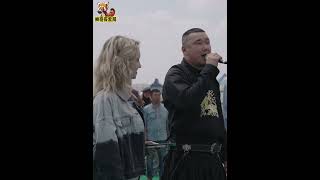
[204,53,227,64]
[219,59,227,64]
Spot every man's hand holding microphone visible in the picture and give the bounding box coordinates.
[205,52,227,67]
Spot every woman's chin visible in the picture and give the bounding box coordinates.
[131,72,137,79]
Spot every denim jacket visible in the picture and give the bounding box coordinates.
[93,90,145,180]
[143,103,168,141]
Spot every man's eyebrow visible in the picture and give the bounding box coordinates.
[193,39,202,43]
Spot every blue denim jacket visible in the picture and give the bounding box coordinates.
[93,90,145,180]
[143,103,168,141]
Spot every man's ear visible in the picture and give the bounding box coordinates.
[182,46,186,53]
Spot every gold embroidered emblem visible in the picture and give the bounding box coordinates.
[200,90,219,118]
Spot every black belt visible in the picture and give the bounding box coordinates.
[170,143,222,154]
[167,142,223,179]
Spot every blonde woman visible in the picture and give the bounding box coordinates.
[93,35,145,180]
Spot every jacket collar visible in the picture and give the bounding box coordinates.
[116,88,131,102]
[182,58,202,74]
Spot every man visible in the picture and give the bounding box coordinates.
[161,28,227,180]
[143,88,168,180]
[142,87,152,107]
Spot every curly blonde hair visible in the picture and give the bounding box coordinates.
[94,35,140,96]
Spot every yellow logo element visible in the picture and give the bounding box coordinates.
[200,90,219,118]
[95,1,117,22]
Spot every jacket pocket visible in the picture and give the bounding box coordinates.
[114,115,132,128]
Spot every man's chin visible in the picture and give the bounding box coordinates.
[198,59,206,67]
[198,64,205,69]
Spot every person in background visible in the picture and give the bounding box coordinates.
[142,87,152,107]
[144,88,168,180]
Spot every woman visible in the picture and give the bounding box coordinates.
[93,35,145,180]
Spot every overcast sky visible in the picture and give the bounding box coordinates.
[93,0,227,85]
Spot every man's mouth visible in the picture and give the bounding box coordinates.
[201,54,207,60]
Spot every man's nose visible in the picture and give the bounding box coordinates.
[202,44,211,52]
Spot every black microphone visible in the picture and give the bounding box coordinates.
[219,59,227,64]
[204,53,227,64]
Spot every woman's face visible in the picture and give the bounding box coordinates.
[130,49,141,79]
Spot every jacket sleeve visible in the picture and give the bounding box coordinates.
[163,64,220,110]
[93,95,124,180]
